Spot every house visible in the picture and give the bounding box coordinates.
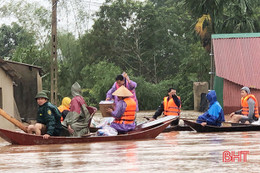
[5,60,43,121]
[212,33,260,114]
[0,58,21,130]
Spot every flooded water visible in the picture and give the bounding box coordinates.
[1,111,260,173]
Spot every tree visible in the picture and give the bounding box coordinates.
[0,23,35,58]
[0,0,51,45]
[184,0,259,51]
[81,0,195,83]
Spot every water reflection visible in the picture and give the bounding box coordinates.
[1,130,260,172]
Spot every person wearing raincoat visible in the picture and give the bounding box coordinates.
[58,97,71,122]
[106,72,139,111]
[62,82,91,137]
[196,90,225,126]
[107,86,137,133]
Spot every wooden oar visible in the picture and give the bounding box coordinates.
[0,108,27,132]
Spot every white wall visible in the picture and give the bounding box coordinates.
[0,68,16,130]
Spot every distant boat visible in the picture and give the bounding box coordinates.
[183,119,260,133]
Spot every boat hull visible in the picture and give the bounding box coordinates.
[0,117,174,145]
[183,119,260,133]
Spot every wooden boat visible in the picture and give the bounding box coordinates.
[0,116,175,145]
[89,116,193,133]
[162,125,193,132]
[183,119,260,133]
[161,117,193,132]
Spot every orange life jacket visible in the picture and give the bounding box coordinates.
[58,105,70,122]
[241,94,259,118]
[114,98,136,124]
[163,96,181,116]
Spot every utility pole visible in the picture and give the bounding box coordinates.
[51,0,58,105]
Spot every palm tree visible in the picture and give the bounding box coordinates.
[183,0,258,51]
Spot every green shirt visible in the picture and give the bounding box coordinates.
[37,102,62,136]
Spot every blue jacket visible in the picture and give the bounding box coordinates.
[197,90,225,126]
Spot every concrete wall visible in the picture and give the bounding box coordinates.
[193,82,209,111]
[7,63,42,121]
[0,68,16,130]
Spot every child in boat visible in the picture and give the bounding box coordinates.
[196,90,225,126]
[58,97,71,122]
[229,86,259,124]
[106,86,137,134]
[27,91,62,139]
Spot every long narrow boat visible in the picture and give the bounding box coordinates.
[89,116,193,133]
[162,125,193,132]
[162,117,193,132]
[183,119,260,133]
[0,116,174,145]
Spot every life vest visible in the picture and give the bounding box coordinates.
[58,105,70,122]
[114,98,136,124]
[241,94,259,118]
[163,96,181,116]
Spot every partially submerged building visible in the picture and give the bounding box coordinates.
[212,33,260,114]
[0,59,43,128]
[5,60,43,121]
[0,59,21,130]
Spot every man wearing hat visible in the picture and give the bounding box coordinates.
[229,86,259,123]
[27,91,62,139]
[107,85,137,133]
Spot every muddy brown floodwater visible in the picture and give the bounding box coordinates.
[0,110,260,173]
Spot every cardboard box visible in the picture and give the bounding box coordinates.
[99,101,114,117]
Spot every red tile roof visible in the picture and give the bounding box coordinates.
[212,33,260,89]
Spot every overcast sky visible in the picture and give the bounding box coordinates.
[0,0,106,34]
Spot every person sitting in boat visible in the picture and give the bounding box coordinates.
[58,97,71,122]
[107,85,137,133]
[27,91,62,139]
[150,88,181,126]
[106,72,139,112]
[229,86,259,124]
[62,82,91,137]
[196,90,225,126]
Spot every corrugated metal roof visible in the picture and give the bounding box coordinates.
[212,33,260,39]
[212,33,260,89]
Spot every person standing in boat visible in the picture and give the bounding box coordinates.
[196,90,225,126]
[106,86,137,133]
[58,97,71,122]
[106,72,139,112]
[150,88,181,126]
[229,86,259,124]
[62,82,91,137]
[27,91,62,139]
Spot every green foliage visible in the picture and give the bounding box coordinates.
[80,0,196,84]
[80,61,122,107]
[4,0,260,111]
[0,23,35,58]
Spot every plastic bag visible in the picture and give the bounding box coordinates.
[252,120,260,125]
[97,125,118,136]
[96,117,115,128]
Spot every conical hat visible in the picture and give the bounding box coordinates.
[112,86,133,97]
